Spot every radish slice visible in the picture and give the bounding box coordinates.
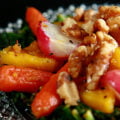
[37,21,80,60]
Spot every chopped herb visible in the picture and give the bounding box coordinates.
[83,110,95,120]
[54,14,67,22]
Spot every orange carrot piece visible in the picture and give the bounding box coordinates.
[0,65,53,92]
[31,62,69,118]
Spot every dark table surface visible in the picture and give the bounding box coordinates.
[0,0,120,27]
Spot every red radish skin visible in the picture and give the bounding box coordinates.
[37,21,80,60]
[37,22,51,57]
[25,7,47,36]
[100,70,120,94]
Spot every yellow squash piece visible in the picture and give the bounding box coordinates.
[80,89,115,113]
[0,42,61,72]
[110,47,120,69]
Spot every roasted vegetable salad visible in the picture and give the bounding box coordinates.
[1,4,120,120]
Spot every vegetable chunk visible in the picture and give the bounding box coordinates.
[26,7,47,35]
[80,89,115,113]
[0,65,53,92]
[110,47,120,69]
[0,46,61,72]
[31,63,69,118]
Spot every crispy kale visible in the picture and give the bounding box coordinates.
[39,103,120,120]
[9,91,120,120]
[0,23,35,49]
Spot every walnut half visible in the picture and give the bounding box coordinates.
[57,72,80,106]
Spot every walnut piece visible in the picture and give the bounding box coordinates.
[83,9,97,22]
[81,20,94,34]
[99,6,120,20]
[107,16,120,28]
[61,17,87,39]
[57,72,80,106]
[68,46,88,78]
[68,34,97,79]
[94,19,109,33]
[86,32,118,90]
[74,8,84,21]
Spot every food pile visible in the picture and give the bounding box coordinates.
[0,5,120,120]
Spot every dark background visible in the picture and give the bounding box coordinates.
[0,0,120,27]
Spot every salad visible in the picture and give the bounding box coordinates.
[0,4,120,120]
